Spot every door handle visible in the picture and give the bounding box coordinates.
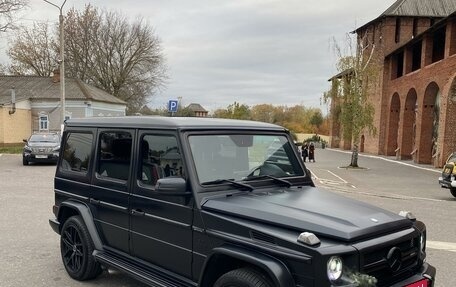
[131,209,145,216]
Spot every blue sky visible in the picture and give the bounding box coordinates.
[0,0,397,112]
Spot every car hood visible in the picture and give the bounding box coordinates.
[201,186,412,242]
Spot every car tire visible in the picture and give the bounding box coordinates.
[214,267,273,287]
[60,215,102,281]
[450,188,456,198]
[22,157,28,166]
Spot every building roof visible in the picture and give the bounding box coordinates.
[383,0,456,17]
[0,75,126,105]
[355,0,456,32]
[328,68,354,81]
[187,103,208,112]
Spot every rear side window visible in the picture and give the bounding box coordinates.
[140,135,184,186]
[97,131,132,181]
[61,133,93,174]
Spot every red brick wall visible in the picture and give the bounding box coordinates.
[329,15,453,165]
[442,77,456,163]
[384,55,456,166]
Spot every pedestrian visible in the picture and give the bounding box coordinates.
[301,143,308,162]
[308,142,315,162]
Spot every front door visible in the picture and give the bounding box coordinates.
[129,131,193,278]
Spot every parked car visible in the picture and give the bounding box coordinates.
[22,133,60,165]
[438,152,456,197]
[49,116,435,287]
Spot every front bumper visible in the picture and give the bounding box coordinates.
[49,218,60,234]
[331,263,436,287]
[23,153,59,163]
[390,262,436,287]
[438,176,455,189]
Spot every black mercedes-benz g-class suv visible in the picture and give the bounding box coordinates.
[49,116,435,287]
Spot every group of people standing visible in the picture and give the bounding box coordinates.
[301,142,315,162]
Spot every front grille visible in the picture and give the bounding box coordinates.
[32,147,52,153]
[361,236,420,286]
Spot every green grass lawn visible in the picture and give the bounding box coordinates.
[0,145,23,154]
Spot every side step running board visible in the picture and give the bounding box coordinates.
[93,250,195,287]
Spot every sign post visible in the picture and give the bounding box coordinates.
[168,99,179,116]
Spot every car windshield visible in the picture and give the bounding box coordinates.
[447,153,456,164]
[188,134,304,186]
[29,134,60,143]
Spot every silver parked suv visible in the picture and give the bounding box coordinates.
[22,133,60,165]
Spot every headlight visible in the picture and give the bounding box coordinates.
[327,256,343,282]
[24,145,32,152]
[52,146,60,152]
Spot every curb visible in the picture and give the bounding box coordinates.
[325,148,441,174]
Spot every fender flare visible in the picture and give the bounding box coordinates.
[58,200,104,251]
[200,245,295,287]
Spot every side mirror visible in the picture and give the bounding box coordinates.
[23,139,28,143]
[155,177,190,196]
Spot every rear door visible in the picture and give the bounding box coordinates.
[90,129,135,253]
[55,128,95,207]
[129,131,194,278]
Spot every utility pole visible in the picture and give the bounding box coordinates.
[43,0,67,129]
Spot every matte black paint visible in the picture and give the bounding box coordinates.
[49,116,436,287]
[202,186,412,242]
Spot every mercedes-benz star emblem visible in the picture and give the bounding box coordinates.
[386,247,402,272]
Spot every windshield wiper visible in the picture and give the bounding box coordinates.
[243,175,292,188]
[201,179,254,191]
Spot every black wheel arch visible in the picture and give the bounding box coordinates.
[199,245,295,287]
[450,188,456,198]
[57,200,104,251]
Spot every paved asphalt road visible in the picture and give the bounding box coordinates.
[1,150,454,286]
[0,154,146,287]
[307,148,456,287]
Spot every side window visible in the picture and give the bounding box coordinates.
[140,135,183,185]
[61,133,93,173]
[97,131,132,181]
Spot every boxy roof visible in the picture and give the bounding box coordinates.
[66,116,286,131]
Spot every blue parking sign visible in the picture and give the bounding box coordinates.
[168,99,179,113]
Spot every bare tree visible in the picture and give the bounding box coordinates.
[63,5,101,82]
[0,0,27,32]
[324,33,378,167]
[7,4,166,113]
[8,22,58,76]
[0,63,7,74]
[88,9,166,112]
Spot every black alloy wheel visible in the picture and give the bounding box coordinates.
[60,216,102,280]
[214,267,273,287]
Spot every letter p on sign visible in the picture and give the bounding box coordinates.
[168,100,178,113]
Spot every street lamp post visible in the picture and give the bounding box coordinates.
[43,0,67,128]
